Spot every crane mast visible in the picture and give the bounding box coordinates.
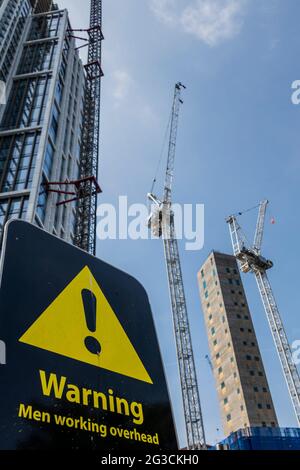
[74,0,104,255]
[227,201,300,425]
[148,83,206,450]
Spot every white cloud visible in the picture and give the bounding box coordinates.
[181,0,246,46]
[150,0,247,46]
[112,70,133,106]
[110,69,159,126]
[150,0,177,25]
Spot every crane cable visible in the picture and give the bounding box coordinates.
[233,202,272,249]
[233,203,261,218]
[150,109,173,195]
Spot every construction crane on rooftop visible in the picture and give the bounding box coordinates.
[227,201,300,425]
[73,0,104,255]
[148,83,206,450]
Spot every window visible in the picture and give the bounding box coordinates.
[18,41,58,74]
[211,327,215,336]
[237,388,240,394]
[234,269,238,275]
[0,132,40,193]
[225,329,228,334]
[0,197,28,233]
[226,268,230,273]
[255,357,260,362]
[258,404,263,409]
[240,405,244,411]
[207,303,210,309]
[215,281,218,286]
[266,404,271,410]
[243,341,247,346]
[240,328,244,332]
[258,372,263,377]
[216,353,220,360]
[231,290,235,294]
[0,201,8,232]
[43,140,55,179]
[229,279,233,285]
[203,281,207,289]
[217,291,220,296]
[246,355,252,360]
[205,291,209,299]
[222,316,226,323]
[55,77,64,105]
[54,202,60,230]
[221,382,225,390]
[230,357,234,363]
[236,280,240,286]
[218,367,223,375]
[271,422,276,427]
[213,339,217,346]
[0,1,30,81]
[62,203,68,229]
[254,386,259,392]
[67,154,73,178]
[226,414,231,422]
[239,291,243,296]
[213,269,216,277]
[63,119,70,154]
[28,12,63,40]
[1,76,51,131]
[224,398,228,405]
[234,302,238,306]
[244,315,249,320]
[251,342,256,347]
[262,422,267,427]
[49,102,60,143]
[36,176,48,223]
[263,387,267,393]
[209,314,213,321]
[248,329,252,333]
[250,371,255,376]
[233,372,237,378]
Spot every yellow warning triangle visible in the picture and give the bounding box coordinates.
[19,266,152,384]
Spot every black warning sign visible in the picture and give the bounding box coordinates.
[0,221,178,451]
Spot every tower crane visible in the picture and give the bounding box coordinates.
[227,200,300,425]
[45,0,103,256]
[74,0,104,255]
[148,83,206,450]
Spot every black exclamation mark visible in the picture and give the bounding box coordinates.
[82,289,101,355]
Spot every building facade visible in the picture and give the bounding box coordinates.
[198,251,278,437]
[215,427,300,451]
[0,0,85,247]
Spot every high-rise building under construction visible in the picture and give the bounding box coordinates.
[198,251,278,437]
[0,1,86,247]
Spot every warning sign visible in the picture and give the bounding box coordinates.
[0,221,177,451]
[19,266,152,384]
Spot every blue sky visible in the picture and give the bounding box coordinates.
[61,0,300,446]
